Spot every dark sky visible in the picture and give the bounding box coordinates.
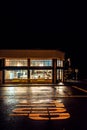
[1,1,87,79]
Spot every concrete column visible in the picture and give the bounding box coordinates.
[0,59,5,84]
[28,59,30,83]
[53,59,57,84]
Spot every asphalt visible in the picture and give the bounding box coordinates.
[0,82,87,130]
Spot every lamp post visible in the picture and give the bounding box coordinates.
[64,58,71,82]
[75,69,78,80]
[67,58,71,67]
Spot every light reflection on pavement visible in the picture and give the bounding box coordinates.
[0,84,87,130]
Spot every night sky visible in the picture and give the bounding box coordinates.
[1,1,87,80]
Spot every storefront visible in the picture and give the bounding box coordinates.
[0,50,65,84]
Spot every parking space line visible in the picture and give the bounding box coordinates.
[72,86,87,93]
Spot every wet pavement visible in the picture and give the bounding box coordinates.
[0,83,87,130]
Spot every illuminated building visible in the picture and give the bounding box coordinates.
[0,49,65,84]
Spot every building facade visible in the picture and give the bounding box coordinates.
[0,50,65,84]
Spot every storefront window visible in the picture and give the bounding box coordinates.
[30,70,52,79]
[5,59,28,66]
[30,60,52,66]
[5,70,28,80]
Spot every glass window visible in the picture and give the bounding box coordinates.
[30,60,52,66]
[5,59,28,66]
[5,70,28,79]
[30,70,52,79]
[57,60,63,67]
[57,69,63,81]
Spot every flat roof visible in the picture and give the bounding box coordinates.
[0,49,65,59]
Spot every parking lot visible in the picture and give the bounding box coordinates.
[0,83,87,130]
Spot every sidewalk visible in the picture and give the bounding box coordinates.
[0,83,57,87]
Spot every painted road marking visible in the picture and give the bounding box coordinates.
[72,86,87,93]
[9,100,70,120]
